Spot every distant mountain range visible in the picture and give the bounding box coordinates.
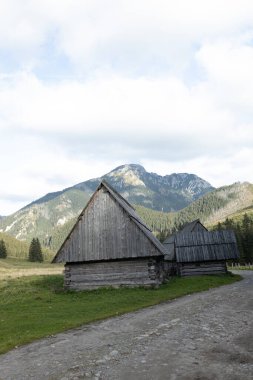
[25,164,214,212]
[0,164,252,252]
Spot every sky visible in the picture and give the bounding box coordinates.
[1,0,253,215]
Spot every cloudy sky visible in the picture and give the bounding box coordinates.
[1,0,253,215]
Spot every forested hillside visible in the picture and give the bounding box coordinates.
[0,232,29,259]
[134,205,176,234]
[138,182,253,240]
[214,213,253,263]
[0,232,54,261]
[174,182,253,228]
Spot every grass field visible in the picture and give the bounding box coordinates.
[0,258,64,280]
[0,260,241,355]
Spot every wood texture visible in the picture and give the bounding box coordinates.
[163,220,207,260]
[177,261,227,276]
[64,258,165,289]
[175,230,239,262]
[163,227,239,263]
[53,181,165,264]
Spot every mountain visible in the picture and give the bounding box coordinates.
[47,181,253,250]
[97,164,213,210]
[0,189,90,244]
[26,164,213,212]
[0,164,213,246]
[0,165,252,253]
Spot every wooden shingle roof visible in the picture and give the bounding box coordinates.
[175,230,240,262]
[163,220,239,262]
[178,219,207,233]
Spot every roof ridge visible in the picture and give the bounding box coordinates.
[101,179,135,210]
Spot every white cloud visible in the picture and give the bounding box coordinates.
[196,38,253,107]
[143,145,253,188]
[0,71,233,136]
[0,1,253,214]
[0,131,115,214]
[0,1,253,75]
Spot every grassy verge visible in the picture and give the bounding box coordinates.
[228,265,253,270]
[0,272,241,355]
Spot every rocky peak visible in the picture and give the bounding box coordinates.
[109,164,146,175]
[107,164,146,187]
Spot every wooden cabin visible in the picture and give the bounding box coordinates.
[52,180,167,290]
[163,220,239,276]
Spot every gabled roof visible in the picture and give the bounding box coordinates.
[163,219,207,246]
[101,180,166,255]
[52,180,166,263]
[179,219,208,233]
[102,180,151,232]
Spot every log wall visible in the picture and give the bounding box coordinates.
[64,257,166,290]
[178,261,227,277]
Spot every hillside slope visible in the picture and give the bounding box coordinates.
[175,182,253,227]
[0,189,89,243]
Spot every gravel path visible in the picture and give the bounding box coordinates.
[0,271,252,380]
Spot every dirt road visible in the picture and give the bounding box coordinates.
[0,271,252,380]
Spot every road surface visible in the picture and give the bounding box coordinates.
[0,271,252,380]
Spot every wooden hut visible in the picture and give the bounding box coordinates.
[163,219,207,259]
[52,180,167,289]
[163,221,239,276]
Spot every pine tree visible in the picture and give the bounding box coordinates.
[217,222,223,230]
[28,238,43,262]
[0,239,7,258]
[241,214,253,263]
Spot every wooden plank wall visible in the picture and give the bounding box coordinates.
[57,187,162,263]
[178,261,227,277]
[64,258,165,290]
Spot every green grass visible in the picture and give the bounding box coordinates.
[0,257,60,268]
[0,272,241,355]
[0,258,63,281]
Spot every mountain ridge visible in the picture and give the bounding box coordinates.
[23,164,214,212]
[0,164,214,244]
[2,164,252,254]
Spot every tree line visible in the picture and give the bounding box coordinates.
[156,212,253,264]
[0,237,44,262]
[216,213,253,263]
